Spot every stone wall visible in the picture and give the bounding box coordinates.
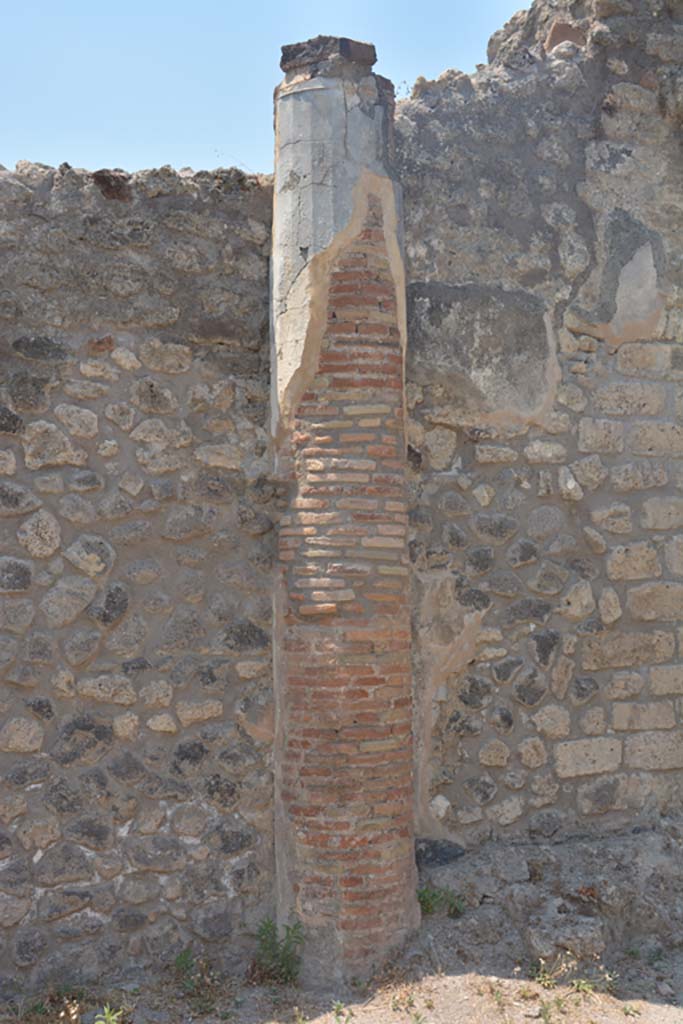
[398,0,683,844]
[0,163,275,996]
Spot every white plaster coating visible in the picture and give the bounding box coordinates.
[271,70,397,444]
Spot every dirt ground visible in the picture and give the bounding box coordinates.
[5,912,682,1024]
[5,824,683,1024]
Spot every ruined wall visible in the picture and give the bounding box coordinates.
[0,163,275,997]
[1,0,683,996]
[399,0,683,844]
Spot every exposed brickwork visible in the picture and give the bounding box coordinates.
[278,195,417,973]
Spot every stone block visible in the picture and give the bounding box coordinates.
[642,497,683,530]
[578,418,624,453]
[616,343,671,377]
[594,382,665,416]
[606,542,661,580]
[624,731,683,770]
[664,535,683,575]
[612,701,676,731]
[627,582,683,621]
[555,738,622,778]
[582,630,675,670]
[650,665,683,695]
[629,421,683,456]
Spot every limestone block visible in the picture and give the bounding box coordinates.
[612,701,676,731]
[606,542,661,580]
[627,582,683,621]
[624,731,683,770]
[555,738,622,778]
[582,630,675,670]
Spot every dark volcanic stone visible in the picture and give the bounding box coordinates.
[45,779,83,814]
[191,899,234,940]
[506,538,538,567]
[221,620,269,651]
[65,816,112,851]
[572,675,599,704]
[490,706,514,733]
[52,714,113,767]
[34,843,93,887]
[0,557,32,592]
[442,523,467,549]
[513,669,547,708]
[415,838,466,869]
[205,774,238,807]
[475,513,518,543]
[459,675,493,708]
[529,629,561,667]
[446,711,482,736]
[0,481,41,516]
[503,597,552,625]
[456,586,491,610]
[12,336,68,361]
[24,697,54,719]
[14,928,48,967]
[8,370,52,411]
[0,404,23,433]
[465,775,497,804]
[88,581,129,627]
[492,657,523,684]
[466,546,494,575]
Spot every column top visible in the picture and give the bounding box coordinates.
[280,36,377,73]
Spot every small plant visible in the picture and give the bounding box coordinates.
[623,1007,641,1018]
[172,946,222,1014]
[571,977,596,996]
[539,1002,554,1024]
[94,1007,124,1024]
[250,917,304,985]
[174,947,198,994]
[417,883,465,917]
[333,1000,354,1023]
[529,958,557,989]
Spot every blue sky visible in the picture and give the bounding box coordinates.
[4,1,523,174]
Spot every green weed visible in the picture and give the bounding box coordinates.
[250,917,305,985]
[94,1006,124,1024]
[417,884,465,918]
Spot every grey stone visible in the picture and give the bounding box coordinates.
[474,513,518,544]
[88,581,129,626]
[0,558,32,592]
[8,370,53,412]
[220,620,269,651]
[0,481,41,517]
[64,534,116,576]
[190,899,234,940]
[12,335,68,361]
[34,843,93,887]
[63,628,101,666]
[0,405,23,434]
[40,576,98,628]
[13,927,48,966]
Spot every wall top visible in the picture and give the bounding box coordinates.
[280,35,377,73]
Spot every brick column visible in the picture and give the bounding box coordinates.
[271,37,419,981]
